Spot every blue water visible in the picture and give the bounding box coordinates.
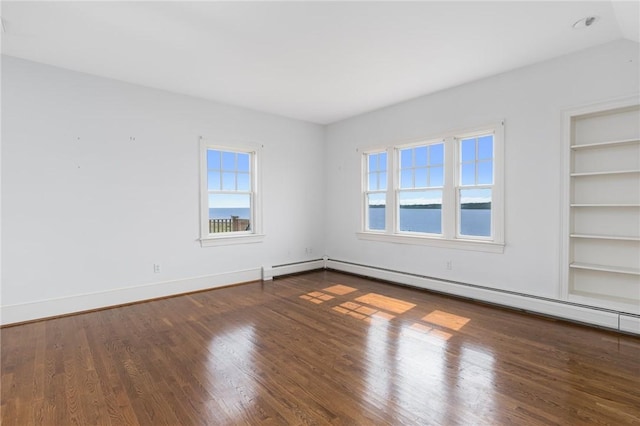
[369,207,491,236]
[209,208,250,220]
[212,206,490,236]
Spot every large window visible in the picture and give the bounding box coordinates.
[360,123,504,252]
[200,140,263,246]
[458,134,493,238]
[398,142,444,234]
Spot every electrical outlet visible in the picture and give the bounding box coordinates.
[446,260,453,270]
[153,263,161,273]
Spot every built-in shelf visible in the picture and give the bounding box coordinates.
[570,203,640,207]
[570,262,640,276]
[566,101,640,309]
[570,234,640,241]
[571,169,640,177]
[571,138,639,150]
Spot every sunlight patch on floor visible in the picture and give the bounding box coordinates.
[323,284,358,295]
[422,310,470,331]
[300,291,335,304]
[355,293,416,314]
[332,301,395,323]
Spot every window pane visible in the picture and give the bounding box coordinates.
[378,152,387,172]
[461,138,476,162]
[478,161,493,185]
[400,169,413,188]
[237,153,250,172]
[478,135,493,160]
[222,151,235,171]
[415,146,427,167]
[368,152,386,174]
[207,149,220,170]
[367,193,386,231]
[207,150,221,170]
[430,143,444,165]
[378,172,387,191]
[415,168,427,187]
[399,191,442,234]
[222,172,236,190]
[400,148,412,168]
[430,166,444,187]
[368,173,377,191]
[209,193,251,215]
[208,171,220,190]
[459,188,491,237]
[208,193,251,233]
[369,154,378,173]
[461,163,476,185]
[237,172,250,191]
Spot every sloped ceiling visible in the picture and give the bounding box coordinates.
[2,1,638,124]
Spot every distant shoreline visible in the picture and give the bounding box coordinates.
[370,202,491,210]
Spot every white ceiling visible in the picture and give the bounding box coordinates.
[1,1,638,124]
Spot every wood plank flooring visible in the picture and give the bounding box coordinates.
[2,270,639,425]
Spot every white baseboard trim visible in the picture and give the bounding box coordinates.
[262,259,325,280]
[620,315,640,334]
[0,268,262,326]
[326,259,637,334]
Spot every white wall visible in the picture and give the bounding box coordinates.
[3,39,639,326]
[324,40,639,302]
[1,56,325,324]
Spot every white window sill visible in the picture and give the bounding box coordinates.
[356,232,504,253]
[200,233,265,247]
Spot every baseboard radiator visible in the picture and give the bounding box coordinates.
[324,259,640,335]
[262,258,326,280]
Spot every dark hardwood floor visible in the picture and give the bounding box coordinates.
[2,270,639,425]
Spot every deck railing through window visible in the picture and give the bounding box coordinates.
[209,216,250,233]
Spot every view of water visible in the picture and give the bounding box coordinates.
[212,206,490,237]
[369,206,491,236]
[209,208,250,220]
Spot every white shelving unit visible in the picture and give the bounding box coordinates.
[564,100,640,313]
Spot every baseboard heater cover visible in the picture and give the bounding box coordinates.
[325,259,638,335]
[262,259,325,280]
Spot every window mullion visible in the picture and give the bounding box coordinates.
[387,147,395,234]
[442,137,456,240]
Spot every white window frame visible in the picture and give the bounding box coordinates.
[363,150,388,233]
[395,138,446,236]
[357,122,504,253]
[199,138,264,247]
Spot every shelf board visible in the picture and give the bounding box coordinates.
[570,203,640,207]
[570,262,640,275]
[571,169,640,177]
[571,138,639,150]
[570,234,640,241]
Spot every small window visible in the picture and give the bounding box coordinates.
[365,151,387,231]
[207,149,252,233]
[200,140,263,246]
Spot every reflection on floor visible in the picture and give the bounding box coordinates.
[299,282,471,342]
[408,322,453,341]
